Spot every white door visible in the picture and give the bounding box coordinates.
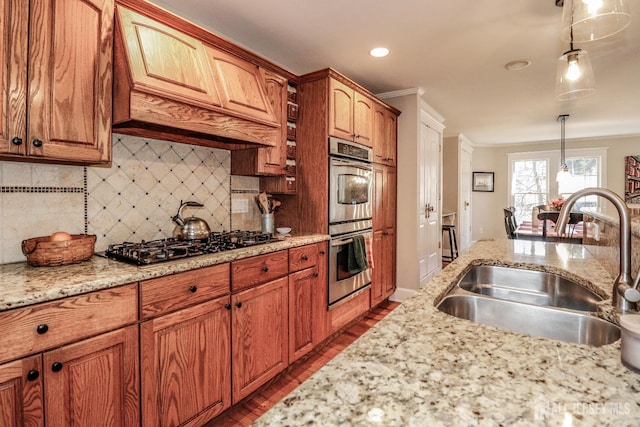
[459,141,473,250]
[418,121,441,286]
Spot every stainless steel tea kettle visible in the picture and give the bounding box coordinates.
[172,201,211,240]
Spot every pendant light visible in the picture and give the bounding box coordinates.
[559,0,631,43]
[555,5,596,101]
[556,114,572,183]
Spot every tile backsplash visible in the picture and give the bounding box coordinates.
[0,134,262,264]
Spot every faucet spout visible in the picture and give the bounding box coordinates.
[556,187,637,313]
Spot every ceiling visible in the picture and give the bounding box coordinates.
[149,0,640,146]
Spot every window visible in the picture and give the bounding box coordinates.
[508,148,607,224]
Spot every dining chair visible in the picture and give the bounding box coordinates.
[503,206,517,239]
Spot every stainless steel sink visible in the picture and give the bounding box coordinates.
[437,294,620,346]
[458,265,603,312]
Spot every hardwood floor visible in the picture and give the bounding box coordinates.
[207,300,401,426]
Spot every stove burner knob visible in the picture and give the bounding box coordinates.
[189,285,198,293]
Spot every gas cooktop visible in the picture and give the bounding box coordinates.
[104,230,277,266]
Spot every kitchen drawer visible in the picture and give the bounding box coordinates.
[0,284,138,364]
[231,250,288,292]
[140,263,230,319]
[289,244,318,273]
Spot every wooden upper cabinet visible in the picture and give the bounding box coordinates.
[373,104,397,166]
[115,6,221,108]
[353,92,373,146]
[207,47,276,124]
[0,0,113,164]
[329,78,354,141]
[329,77,373,146]
[0,0,28,157]
[230,68,288,176]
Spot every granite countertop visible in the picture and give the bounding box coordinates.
[0,234,328,312]
[255,239,640,426]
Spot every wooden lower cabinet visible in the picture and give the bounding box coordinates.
[45,325,139,427]
[231,277,288,404]
[0,355,43,427]
[288,242,329,363]
[371,229,396,306]
[140,297,231,427]
[0,323,138,427]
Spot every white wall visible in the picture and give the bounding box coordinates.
[472,135,640,240]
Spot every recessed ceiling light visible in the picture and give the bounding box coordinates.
[504,59,532,71]
[370,47,389,58]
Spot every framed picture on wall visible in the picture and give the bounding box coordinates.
[472,172,494,192]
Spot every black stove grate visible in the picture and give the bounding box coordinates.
[105,231,277,266]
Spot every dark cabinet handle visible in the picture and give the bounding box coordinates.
[32,139,43,148]
[235,301,242,308]
[11,136,22,146]
[319,250,326,255]
[27,370,40,381]
[224,303,231,310]
[261,266,269,272]
[36,324,49,335]
[313,272,319,277]
[188,285,197,293]
[51,362,63,372]
[302,255,308,261]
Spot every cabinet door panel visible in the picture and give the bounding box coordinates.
[27,0,113,163]
[232,277,288,403]
[141,297,231,427]
[256,69,287,174]
[44,325,139,427]
[0,355,43,427]
[208,47,276,123]
[0,0,28,156]
[289,268,316,363]
[329,78,353,140]
[116,6,221,108]
[353,92,373,147]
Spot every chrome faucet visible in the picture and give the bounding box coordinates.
[556,187,640,313]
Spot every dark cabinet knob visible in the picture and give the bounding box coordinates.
[261,266,269,272]
[313,272,319,277]
[188,285,197,293]
[27,370,40,381]
[224,303,231,310]
[32,139,43,148]
[319,250,326,255]
[235,301,242,308]
[11,136,22,146]
[36,324,49,335]
[51,362,63,372]
[302,255,309,261]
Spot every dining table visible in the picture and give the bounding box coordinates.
[537,210,584,240]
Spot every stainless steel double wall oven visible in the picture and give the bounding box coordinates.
[327,137,373,308]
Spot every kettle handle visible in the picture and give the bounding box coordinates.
[172,201,204,226]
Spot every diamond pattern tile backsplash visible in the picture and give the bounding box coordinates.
[0,133,261,264]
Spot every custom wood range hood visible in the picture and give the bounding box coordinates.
[112,0,296,150]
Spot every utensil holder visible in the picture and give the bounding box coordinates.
[261,214,274,234]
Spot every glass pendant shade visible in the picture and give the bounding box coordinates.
[555,48,595,100]
[560,0,631,42]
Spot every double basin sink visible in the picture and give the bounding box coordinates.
[437,265,620,347]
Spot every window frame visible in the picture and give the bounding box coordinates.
[508,147,607,221]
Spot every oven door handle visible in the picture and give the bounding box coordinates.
[331,159,372,171]
[331,238,354,247]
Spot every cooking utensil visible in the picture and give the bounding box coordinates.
[257,192,270,213]
[172,201,211,240]
[271,199,281,212]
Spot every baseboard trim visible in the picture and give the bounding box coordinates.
[389,287,417,302]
